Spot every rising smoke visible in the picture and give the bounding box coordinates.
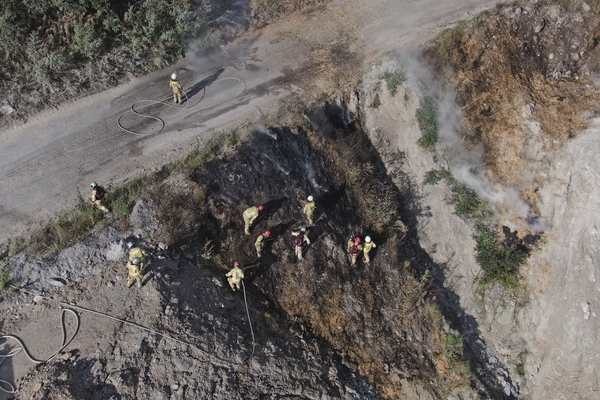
[401,55,545,232]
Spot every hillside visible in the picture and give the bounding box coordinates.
[2,0,600,399]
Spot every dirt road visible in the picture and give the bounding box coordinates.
[0,0,501,244]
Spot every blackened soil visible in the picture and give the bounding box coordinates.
[191,126,460,398]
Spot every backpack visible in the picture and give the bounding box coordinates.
[294,234,304,247]
[349,244,359,254]
[95,186,105,199]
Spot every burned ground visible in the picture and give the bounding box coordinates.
[189,123,478,398]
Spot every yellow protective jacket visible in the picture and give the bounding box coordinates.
[303,201,316,214]
[170,79,182,93]
[244,206,259,219]
[363,242,376,253]
[255,233,266,246]
[127,262,143,277]
[226,267,244,283]
[129,247,148,262]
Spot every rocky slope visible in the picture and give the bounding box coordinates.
[358,1,600,399]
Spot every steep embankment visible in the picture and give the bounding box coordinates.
[359,1,600,399]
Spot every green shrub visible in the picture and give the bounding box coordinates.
[423,169,449,185]
[474,224,525,289]
[416,98,439,149]
[450,180,485,218]
[379,68,406,96]
[0,0,215,123]
[369,93,381,109]
[0,263,10,291]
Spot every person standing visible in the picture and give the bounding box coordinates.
[226,261,244,291]
[254,230,271,258]
[170,73,183,104]
[291,227,310,260]
[126,242,148,288]
[303,195,316,225]
[363,236,376,264]
[243,205,264,235]
[90,182,109,213]
[348,236,363,266]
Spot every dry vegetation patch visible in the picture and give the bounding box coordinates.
[427,0,600,187]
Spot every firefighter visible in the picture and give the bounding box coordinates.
[254,230,271,258]
[90,182,109,213]
[126,242,148,288]
[363,236,377,264]
[348,236,363,266]
[226,261,244,291]
[303,195,316,225]
[170,73,183,104]
[291,227,310,260]
[243,205,264,235]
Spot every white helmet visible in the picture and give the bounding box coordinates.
[127,242,133,249]
[307,195,314,202]
[365,236,371,243]
[131,257,141,265]
[90,181,97,188]
[171,73,178,80]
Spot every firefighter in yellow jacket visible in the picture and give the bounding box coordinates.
[226,261,244,291]
[291,227,310,260]
[303,195,316,225]
[170,73,183,104]
[347,236,363,266]
[254,230,271,258]
[243,205,264,235]
[126,242,148,288]
[90,182,109,213]
[363,236,376,264]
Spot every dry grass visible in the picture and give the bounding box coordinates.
[148,175,207,246]
[428,11,599,187]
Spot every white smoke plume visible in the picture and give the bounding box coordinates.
[402,55,545,232]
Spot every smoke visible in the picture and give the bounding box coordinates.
[400,55,545,232]
[254,125,278,140]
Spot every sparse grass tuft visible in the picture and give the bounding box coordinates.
[379,68,406,96]
[450,180,486,218]
[416,98,439,149]
[0,263,10,291]
[369,93,381,109]
[0,243,12,291]
[423,169,450,185]
[474,224,525,289]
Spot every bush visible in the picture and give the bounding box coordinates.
[416,98,439,149]
[0,0,215,124]
[379,68,406,96]
[423,169,449,185]
[474,224,525,288]
[450,180,485,218]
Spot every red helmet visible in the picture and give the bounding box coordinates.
[258,205,264,211]
[233,261,239,267]
[355,237,361,244]
[264,230,271,237]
